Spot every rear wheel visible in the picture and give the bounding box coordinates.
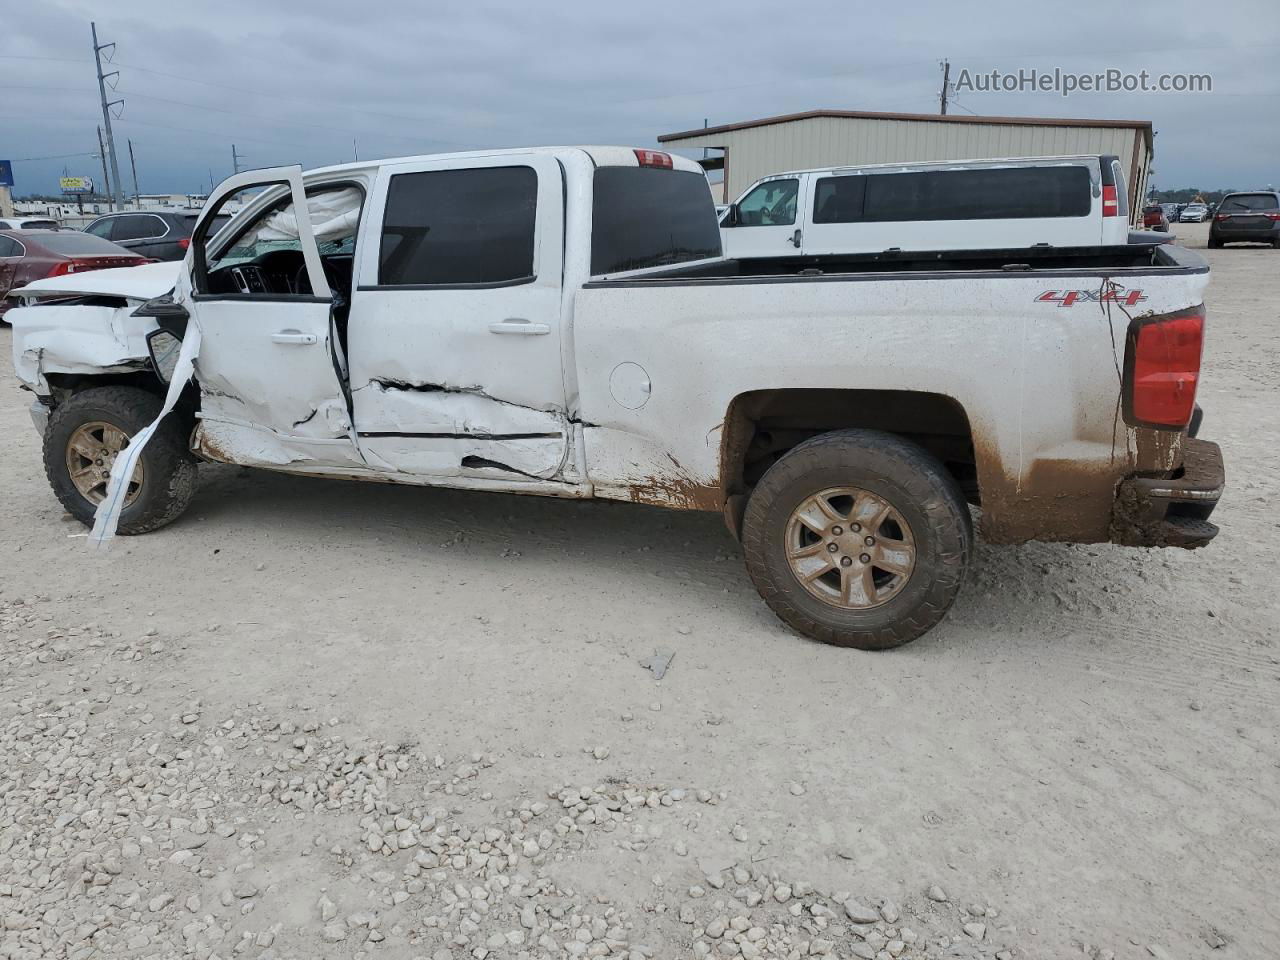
[1208,237,1223,248]
[742,429,972,650]
[43,386,197,535]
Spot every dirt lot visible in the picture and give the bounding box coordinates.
[1,221,1277,960]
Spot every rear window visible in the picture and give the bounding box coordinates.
[591,167,721,275]
[379,166,537,286]
[21,220,59,230]
[38,233,131,256]
[813,166,1093,224]
[1220,193,1279,212]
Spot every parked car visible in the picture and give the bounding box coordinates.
[719,155,1133,258]
[8,147,1223,650]
[0,216,61,231]
[1162,203,1184,222]
[1208,191,1280,248]
[1142,204,1169,232]
[82,210,231,261]
[1179,203,1211,223]
[0,230,148,317]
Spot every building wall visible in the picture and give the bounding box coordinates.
[670,116,1150,216]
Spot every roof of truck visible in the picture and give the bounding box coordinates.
[300,146,704,180]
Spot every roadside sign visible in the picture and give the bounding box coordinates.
[0,161,13,187]
[60,176,94,194]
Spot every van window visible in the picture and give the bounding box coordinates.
[591,167,722,274]
[812,166,1092,223]
[379,167,537,286]
[737,178,799,226]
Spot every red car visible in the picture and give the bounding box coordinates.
[0,230,149,317]
[1141,204,1170,232]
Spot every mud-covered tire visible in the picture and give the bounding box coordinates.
[43,386,197,535]
[742,429,972,650]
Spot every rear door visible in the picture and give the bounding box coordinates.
[179,166,362,470]
[721,175,805,258]
[109,213,174,259]
[346,153,569,480]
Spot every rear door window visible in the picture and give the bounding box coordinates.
[379,166,537,286]
[1220,193,1279,212]
[812,166,1092,223]
[112,215,166,241]
[591,167,722,274]
[0,236,20,257]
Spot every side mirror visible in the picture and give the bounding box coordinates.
[722,203,740,227]
[146,328,184,385]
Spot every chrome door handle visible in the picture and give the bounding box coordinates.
[489,318,550,336]
[271,330,318,345]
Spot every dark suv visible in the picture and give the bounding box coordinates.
[83,211,230,261]
[1208,191,1280,248]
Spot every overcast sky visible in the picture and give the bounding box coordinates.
[3,0,1277,198]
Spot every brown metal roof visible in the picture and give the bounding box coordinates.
[659,109,1153,149]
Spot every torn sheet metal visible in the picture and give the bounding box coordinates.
[88,324,202,550]
[8,303,155,395]
[353,379,569,479]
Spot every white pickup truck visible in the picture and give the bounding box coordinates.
[7,145,1224,650]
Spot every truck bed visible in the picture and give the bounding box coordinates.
[591,242,1207,285]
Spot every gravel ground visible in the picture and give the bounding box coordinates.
[1,221,1277,960]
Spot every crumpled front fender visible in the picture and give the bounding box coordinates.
[8,302,159,395]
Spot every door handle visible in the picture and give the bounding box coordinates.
[271,330,318,345]
[790,229,802,248]
[488,318,550,336]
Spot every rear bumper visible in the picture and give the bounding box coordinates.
[1210,221,1280,242]
[1111,436,1225,549]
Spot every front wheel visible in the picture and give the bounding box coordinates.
[742,430,972,650]
[43,386,198,535]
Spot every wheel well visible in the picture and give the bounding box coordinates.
[721,389,979,504]
[46,371,167,403]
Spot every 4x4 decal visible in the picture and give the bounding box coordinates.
[1037,289,1146,307]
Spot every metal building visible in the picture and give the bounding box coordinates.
[658,109,1153,218]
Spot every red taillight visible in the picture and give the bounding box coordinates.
[1102,184,1119,217]
[46,261,79,277]
[178,236,191,250]
[1266,213,1280,221]
[1214,213,1230,221]
[634,149,673,169]
[1126,307,1204,428]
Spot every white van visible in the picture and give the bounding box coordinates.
[719,155,1131,258]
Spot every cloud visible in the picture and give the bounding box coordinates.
[2,0,1277,195]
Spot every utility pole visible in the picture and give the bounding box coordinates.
[231,144,244,175]
[91,22,125,210]
[127,139,141,209]
[938,59,951,115]
[96,125,112,208]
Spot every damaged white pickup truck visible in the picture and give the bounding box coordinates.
[8,146,1225,649]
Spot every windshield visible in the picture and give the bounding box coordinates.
[591,167,721,275]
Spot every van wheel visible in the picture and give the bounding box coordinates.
[742,430,972,650]
[43,386,197,535]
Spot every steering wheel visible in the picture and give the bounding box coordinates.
[292,259,347,309]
